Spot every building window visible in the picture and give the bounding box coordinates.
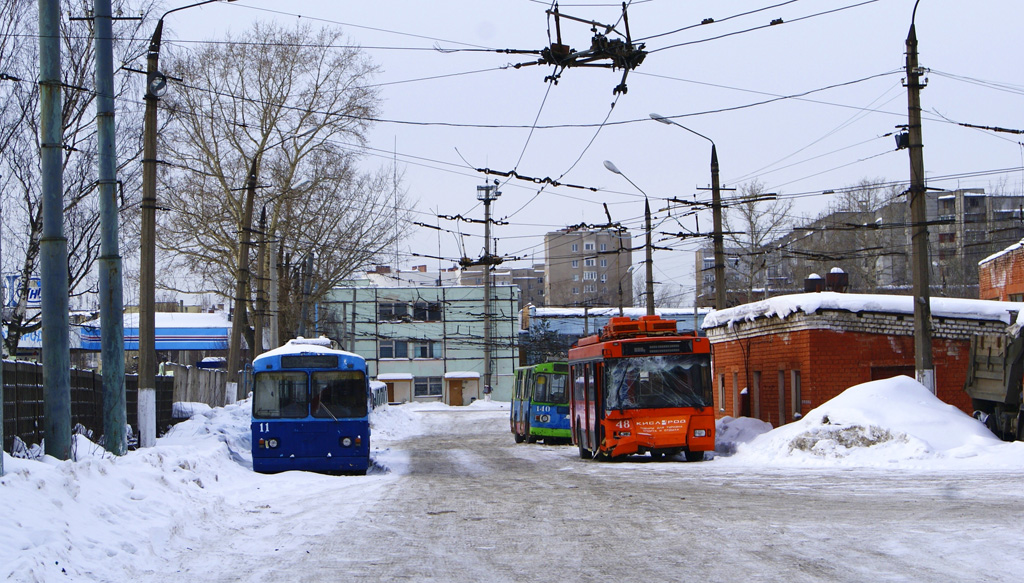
[583,271,597,281]
[718,374,725,411]
[600,258,608,267]
[571,243,579,252]
[778,370,786,424]
[572,274,579,282]
[752,371,761,419]
[571,259,579,268]
[584,242,595,251]
[584,258,596,267]
[584,284,596,293]
[1011,293,1024,302]
[411,341,439,358]
[572,287,579,294]
[378,302,408,321]
[600,273,607,282]
[791,370,802,420]
[938,232,956,243]
[412,301,442,322]
[600,243,607,251]
[732,372,739,418]
[414,376,443,397]
[380,340,408,359]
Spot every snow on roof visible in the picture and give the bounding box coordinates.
[443,371,481,379]
[703,292,1022,329]
[979,238,1024,266]
[255,337,359,360]
[530,306,712,318]
[80,311,231,329]
[376,373,414,381]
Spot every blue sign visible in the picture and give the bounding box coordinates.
[5,274,41,308]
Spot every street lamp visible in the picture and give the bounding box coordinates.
[138,0,236,448]
[649,113,727,311]
[603,160,655,316]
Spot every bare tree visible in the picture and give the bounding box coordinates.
[159,21,412,343]
[723,179,793,300]
[0,0,151,356]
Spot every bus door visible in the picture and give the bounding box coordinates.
[585,362,598,450]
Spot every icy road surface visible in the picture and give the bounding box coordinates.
[127,405,1023,583]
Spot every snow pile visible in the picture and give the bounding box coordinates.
[0,400,256,581]
[728,376,1024,469]
[715,416,773,455]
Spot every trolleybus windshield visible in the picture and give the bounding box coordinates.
[604,354,711,410]
[253,371,309,418]
[312,370,368,419]
[533,373,568,404]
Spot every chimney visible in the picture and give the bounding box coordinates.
[825,267,849,292]
[804,273,825,293]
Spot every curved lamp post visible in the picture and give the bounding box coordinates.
[649,113,727,311]
[603,160,655,315]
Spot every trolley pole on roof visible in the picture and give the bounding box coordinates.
[478,183,500,398]
[905,4,935,394]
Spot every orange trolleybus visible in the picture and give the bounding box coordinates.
[568,314,715,461]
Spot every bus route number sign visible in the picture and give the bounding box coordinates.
[622,340,692,356]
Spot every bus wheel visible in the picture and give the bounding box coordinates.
[514,430,525,443]
[650,451,665,461]
[526,433,538,444]
[577,427,591,459]
[684,450,705,462]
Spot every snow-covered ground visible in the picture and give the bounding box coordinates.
[2,376,1023,581]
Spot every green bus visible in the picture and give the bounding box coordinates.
[510,362,570,444]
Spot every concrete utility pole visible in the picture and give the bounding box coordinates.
[253,206,267,355]
[39,0,72,460]
[477,183,500,396]
[95,0,128,453]
[649,114,726,310]
[906,7,935,394]
[644,198,655,316]
[710,145,727,312]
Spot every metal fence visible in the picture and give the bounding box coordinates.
[2,359,173,452]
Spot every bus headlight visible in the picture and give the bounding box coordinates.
[693,429,706,437]
[259,438,279,449]
[341,437,353,447]
[534,414,551,423]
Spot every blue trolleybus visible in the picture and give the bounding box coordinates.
[511,361,571,444]
[251,338,372,474]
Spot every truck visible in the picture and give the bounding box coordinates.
[964,324,1024,441]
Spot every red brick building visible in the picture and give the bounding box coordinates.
[703,292,1020,427]
[979,240,1024,301]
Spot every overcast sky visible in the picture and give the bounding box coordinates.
[165,0,1024,303]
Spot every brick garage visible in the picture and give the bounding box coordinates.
[979,240,1024,301]
[703,293,1021,427]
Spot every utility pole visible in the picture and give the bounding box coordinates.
[477,183,500,397]
[95,0,127,453]
[39,0,72,460]
[227,158,259,401]
[906,11,935,393]
[253,206,267,355]
[644,199,655,316]
[711,145,727,312]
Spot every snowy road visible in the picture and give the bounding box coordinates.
[149,407,1023,583]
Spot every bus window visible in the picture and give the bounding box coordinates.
[548,374,568,405]
[312,370,368,419]
[534,374,548,401]
[604,355,711,410]
[254,371,308,418]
